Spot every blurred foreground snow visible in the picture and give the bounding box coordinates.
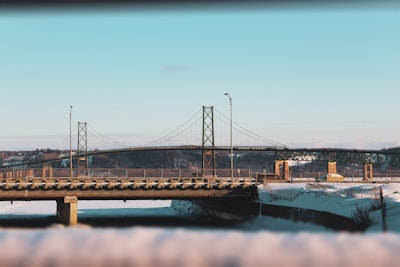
[1,227,400,267]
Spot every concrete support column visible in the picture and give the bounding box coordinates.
[364,163,373,180]
[327,161,337,175]
[283,160,290,181]
[274,160,283,177]
[274,160,290,181]
[56,196,78,226]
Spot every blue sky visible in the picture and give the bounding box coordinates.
[1,5,399,150]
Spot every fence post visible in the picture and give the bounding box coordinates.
[380,187,387,232]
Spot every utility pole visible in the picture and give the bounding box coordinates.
[69,105,73,178]
[224,93,233,179]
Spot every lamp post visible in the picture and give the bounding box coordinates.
[224,93,233,179]
[69,105,73,178]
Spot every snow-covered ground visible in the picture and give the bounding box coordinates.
[260,182,400,232]
[1,183,400,267]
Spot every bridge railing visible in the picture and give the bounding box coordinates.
[3,168,400,182]
[0,168,255,179]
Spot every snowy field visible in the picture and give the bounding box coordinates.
[1,183,400,267]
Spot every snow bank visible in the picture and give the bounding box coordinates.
[259,183,400,232]
[259,183,377,217]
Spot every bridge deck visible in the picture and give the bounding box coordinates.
[0,177,258,200]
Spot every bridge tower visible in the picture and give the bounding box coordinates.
[77,122,88,177]
[202,106,216,177]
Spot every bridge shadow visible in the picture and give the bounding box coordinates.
[0,214,56,228]
[77,207,239,228]
[0,208,240,229]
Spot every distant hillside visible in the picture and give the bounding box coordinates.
[89,150,277,172]
[2,148,400,174]
[1,149,277,172]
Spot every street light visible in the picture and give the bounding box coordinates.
[69,105,73,178]
[224,93,233,179]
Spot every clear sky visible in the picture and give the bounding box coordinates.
[1,3,399,150]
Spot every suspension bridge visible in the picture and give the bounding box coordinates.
[2,105,400,179]
[1,106,400,225]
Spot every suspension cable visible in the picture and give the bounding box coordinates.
[87,124,133,148]
[146,107,203,145]
[214,108,286,147]
[84,108,203,148]
[54,124,78,150]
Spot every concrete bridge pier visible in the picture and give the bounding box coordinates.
[274,160,290,181]
[364,163,373,180]
[325,161,344,181]
[56,196,78,226]
[327,161,337,175]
